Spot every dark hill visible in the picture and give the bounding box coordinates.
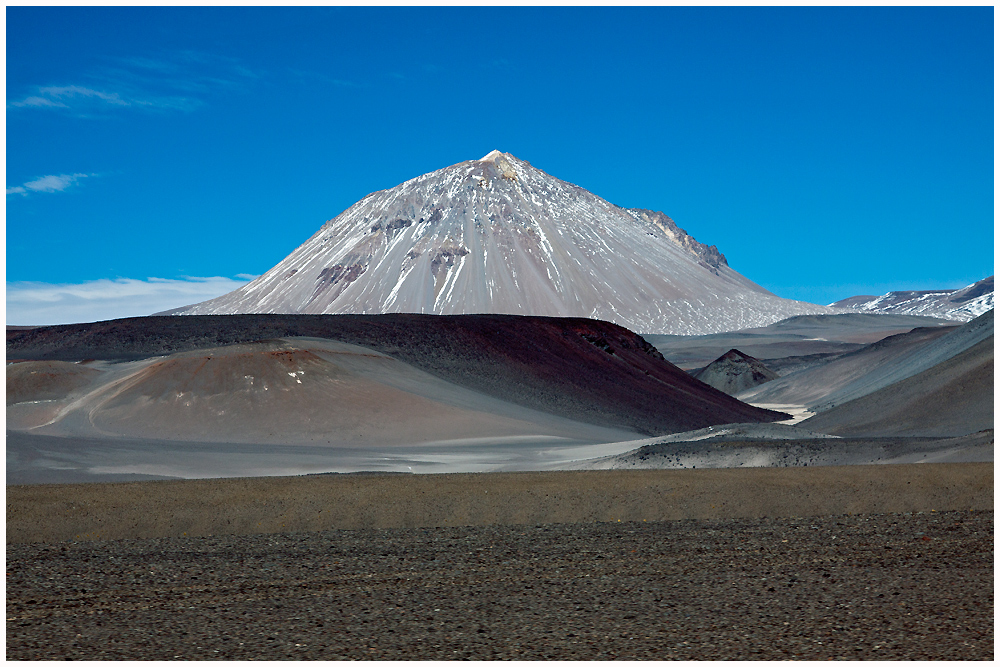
[6,314,789,436]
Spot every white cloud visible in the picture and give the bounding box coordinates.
[27,173,90,193]
[8,85,187,112]
[6,276,251,326]
[7,173,93,196]
[9,86,127,109]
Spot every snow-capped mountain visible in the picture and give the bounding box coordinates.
[830,276,993,322]
[171,151,835,334]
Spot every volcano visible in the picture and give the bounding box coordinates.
[169,151,833,334]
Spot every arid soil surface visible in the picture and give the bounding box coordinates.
[7,464,992,660]
[7,463,991,544]
[6,511,992,660]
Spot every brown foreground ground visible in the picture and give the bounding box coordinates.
[7,463,994,660]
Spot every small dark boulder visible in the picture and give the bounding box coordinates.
[694,349,779,395]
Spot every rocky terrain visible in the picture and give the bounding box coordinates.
[164,151,834,335]
[578,429,993,471]
[8,511,991,661]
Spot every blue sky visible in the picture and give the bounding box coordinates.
[6,7,994,325]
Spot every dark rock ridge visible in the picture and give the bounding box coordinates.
[6,313,789,436]
[694,349,779,395]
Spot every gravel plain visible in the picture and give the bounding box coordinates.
[6,463,994,660]
[6,510,992,660]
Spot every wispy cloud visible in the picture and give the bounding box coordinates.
[41,86,128,106]
[7,173,93,196]
[11,95,68,108]
[6,276,252,326]
[9,83,198,114]
[8,50,256,116]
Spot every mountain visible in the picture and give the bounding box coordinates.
[167,151,834,335]
[693,349,779,395]
[830,276,993,322]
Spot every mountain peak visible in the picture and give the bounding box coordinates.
[830,276,994,322]
[477,150,518,180]
[479,149,506,162]
[172,154,834,334]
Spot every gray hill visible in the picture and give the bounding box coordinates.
[739,309,993,416]
[799,320,993,438]
[694,349,779,395]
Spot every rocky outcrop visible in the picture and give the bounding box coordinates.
[627,208,728,273]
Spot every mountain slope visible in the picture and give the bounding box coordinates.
[647,312,953,371]
[169,151,833,334]
[9,339,637,447]
[830,276,993,321]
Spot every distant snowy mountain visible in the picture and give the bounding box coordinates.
[170,151,835,334]
[830,276,993,322]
